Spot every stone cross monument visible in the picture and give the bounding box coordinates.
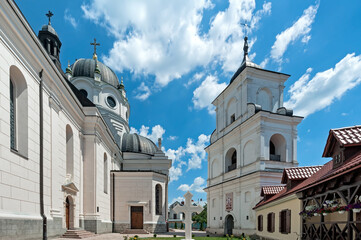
[173,191,203,240]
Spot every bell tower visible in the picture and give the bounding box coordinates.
[38,10,62,70]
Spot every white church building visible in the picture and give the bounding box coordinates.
[205,36,303,236]
[0,1,171,239]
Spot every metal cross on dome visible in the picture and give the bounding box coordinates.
[46,10,53,25]
[173,191,203,240]
[90,38,100,59]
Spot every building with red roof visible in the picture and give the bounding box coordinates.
[254,125,361,240]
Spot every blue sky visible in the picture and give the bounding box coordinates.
[17,0,361,204]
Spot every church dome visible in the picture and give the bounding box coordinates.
[71,58,119,88]
[41,24,58,37]
[121,133,158,155]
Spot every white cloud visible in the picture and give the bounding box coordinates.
[185,134,210,171]
[130,124,165,143]
[177,176,206,193]
[82,0,271,87]
[64,9,78,28]
[168,136,178,141]
[270,2,319,64]
[192,75,227,114]
[185,72,205,87]
[284,53,361,117]
[134,82,151,100]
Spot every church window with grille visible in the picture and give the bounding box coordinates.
[155,184,162,215]
[10,79,16,149]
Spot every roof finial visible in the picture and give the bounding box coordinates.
[46,10,53,25]
[119,76,125,90]
[241,23,250,63]
[90,38,100,60]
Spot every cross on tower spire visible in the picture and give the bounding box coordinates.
[241,23,250,63]
[90,38,100,59]
[46,11,53,25]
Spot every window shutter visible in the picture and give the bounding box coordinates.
[260,215,263,231]
[272,212,275,232]
[267,213,271,232]
[286,210,291,233]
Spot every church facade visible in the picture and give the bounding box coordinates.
[0,1,171,239]
[205,36,303,236]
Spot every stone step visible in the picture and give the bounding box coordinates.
[61,229,96,239]
[122,229,149,234]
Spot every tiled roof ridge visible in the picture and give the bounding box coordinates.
[331,125,361,131]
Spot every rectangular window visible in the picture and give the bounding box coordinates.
[258,215,263,231]
[267,212,275,232]
[230,114,235,123]
[173,213,177,219]
[279,209,291,234]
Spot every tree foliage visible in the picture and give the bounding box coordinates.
[192,204,207,228]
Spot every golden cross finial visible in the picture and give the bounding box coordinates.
[90,38,100,59]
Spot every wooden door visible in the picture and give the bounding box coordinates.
[66,198,70,229]
[131,206,143,229]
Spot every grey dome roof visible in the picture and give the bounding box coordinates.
[121,133,158,155]
[71,58,119,88]
[41,24,58,37]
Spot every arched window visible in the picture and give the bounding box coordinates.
[155,184,162,215]
[104,153,108,194]
[269,134,287,162]
[9,66,28,156]
[66,125,74,178]
[225,148,237,172]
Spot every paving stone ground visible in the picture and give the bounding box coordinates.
[53,229,209,240]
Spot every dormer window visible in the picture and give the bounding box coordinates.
[230,114,235,124]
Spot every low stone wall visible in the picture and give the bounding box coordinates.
[0,215,66,240]
[84,219,112,234]
[144,223,166,233]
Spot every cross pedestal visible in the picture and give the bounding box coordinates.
[173,191,203,240]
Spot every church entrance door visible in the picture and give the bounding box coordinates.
[131,206,143,229]
[66,197,70,229]
[225,215,234,235]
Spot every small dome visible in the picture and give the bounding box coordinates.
[121,133,158,155]
[41,24,58,37]
[71,58,119,88]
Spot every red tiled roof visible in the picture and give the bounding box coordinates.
[254,165,323,209]
[261,185,285,196]
[281,166,322,183]
[333,126,361,146]
[301,150,361,191]
[254,150,361,209]
[323,126,361,157]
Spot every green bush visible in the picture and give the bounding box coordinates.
[174,222,178,229]
[181,223,184,229]
[153,234,157,238]
[173,235,177,238]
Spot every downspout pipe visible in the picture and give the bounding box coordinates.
[39,69,47,240]
[112,172,115,232]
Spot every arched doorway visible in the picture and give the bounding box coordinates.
[225,215,234,235]
[65,196,73,230]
